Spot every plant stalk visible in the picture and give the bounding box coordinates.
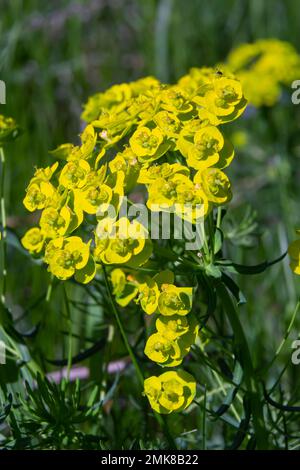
[102,264,144,386]
[217,281,270,449]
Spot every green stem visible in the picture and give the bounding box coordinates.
[100,324,115,401]
[216,207,222,229]
[217,282,269,449]
[102,264,144,386]
[46,274,54,302]
[63,285,73,381]
[207,211,215,263]
[0,147,7,305]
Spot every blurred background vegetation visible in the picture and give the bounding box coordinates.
[1,0,300,449]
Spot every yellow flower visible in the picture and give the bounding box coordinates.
[74,184,113,215]
[160,86,193,115]
[182,69,247,124]
[111,268,126,295]
[145,312,199,366]
[186,125,227,170]
[93,110,134,154]
[21,227,45,255]
[23,181,56,212]
[238,71,280,107]
[194,167,232,204]
[129,89,161,123]
[288,239,300,275]
[45,236,95,283]
[77,124,97,160]
[109,148,140,193]
[94,217,152,267]
[86,164,108,187]
[156,315,189,340]
[138,278,160,315]
[147,173,209,222]
[99,170,125,219]
[39,206,71,239]
[59,159,90,189]
[31,162,59,183]
[205,76,244,117]
[138,162,189,185]
[158,284,193,316]
[143,370,196,414]
[82,84,132,122]
[226,39,300,107]
[111,269,139,307]
[154,110,181,137]
[105,220,146,265]
[176,119,207,158]
[144,332,183,367]
[0,114,20,143]
[129,126,166,162]
[50,125,96,162]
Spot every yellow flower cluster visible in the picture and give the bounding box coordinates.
[83,70,245,222]
[143,370,196,414]
[21,127,151,283]
[0,114,19,143]
[225,39,300,107]
[22,69,246,412]
[22,70,245,284]
[110,269,198,412]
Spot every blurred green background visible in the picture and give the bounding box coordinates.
[1,0,300,449]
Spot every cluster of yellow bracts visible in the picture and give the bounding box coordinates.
[111,268,198,413]
[22,67,246,279]
[21,66,247,413]
[19,39,300,414]
[20,63,248,414]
